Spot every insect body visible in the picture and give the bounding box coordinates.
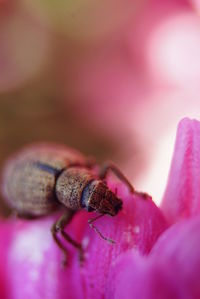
[1,143,134,264]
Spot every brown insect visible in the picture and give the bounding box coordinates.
[1,143,134,264]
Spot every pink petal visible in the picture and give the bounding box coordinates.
[162,118,200,223]
[0,213,88,299]
[106,250,179,299]
[0,182,167,299]
[0,219,13,299]
[80,183,168,299]
[106,216,200,299]
[151,216,200,299]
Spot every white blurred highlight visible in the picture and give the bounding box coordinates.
[134,89,200,205]
[147,12,200,87]
[138,128,176,205]
[10,222,52,264]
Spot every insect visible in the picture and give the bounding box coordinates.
[1,143,134,264]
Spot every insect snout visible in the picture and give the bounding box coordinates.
[85,180,123,217]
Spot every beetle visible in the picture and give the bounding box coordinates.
[1,143,134,264]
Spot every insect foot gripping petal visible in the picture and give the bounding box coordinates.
[51,210,84,266]
[87,180,123,216]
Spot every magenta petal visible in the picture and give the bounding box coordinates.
[0,183,167,299]
[106,251,179,299]
[0,219,14,299]
[107,216,200,299]
[0,213,88,299]
[162,118,200,223]
[81,184,168,299]
[151,216,200,299]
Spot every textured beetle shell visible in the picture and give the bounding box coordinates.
[55,167,96,210]
[1,143,88,216]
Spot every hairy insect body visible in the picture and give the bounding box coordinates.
[3,160,58,216]
[56,168,122,215]
[1,143,133,264]
[2,144,88,217]
[56,167,95,211]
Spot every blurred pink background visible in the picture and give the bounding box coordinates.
[0,0,200,214]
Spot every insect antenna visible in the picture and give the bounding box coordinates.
[88,214,116,244]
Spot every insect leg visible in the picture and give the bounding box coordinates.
[51,222,69,266]
[88,214,116,244]
[60,230,84,263]
[51,210,83,265]
[99,162,134,193]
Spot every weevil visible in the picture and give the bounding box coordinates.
[1,143,134,264]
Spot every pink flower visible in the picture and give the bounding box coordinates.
[2,117,200,298]
[107,216,200,299]
[162,118,200,223]
[0,181,167,299]
[80,184,167,299]
[103,117,200,299]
